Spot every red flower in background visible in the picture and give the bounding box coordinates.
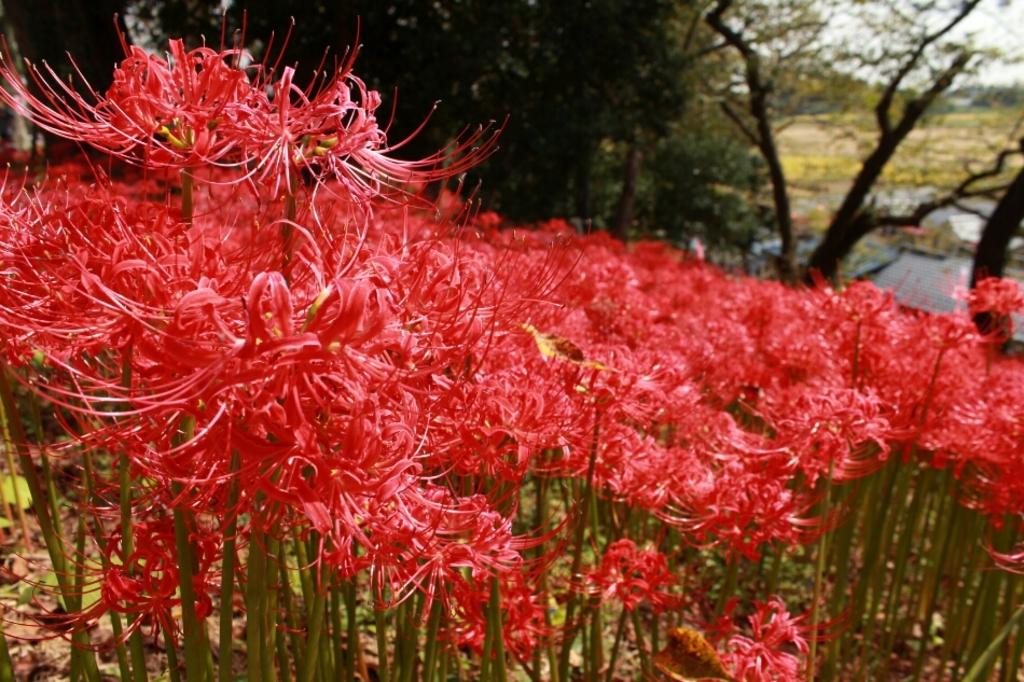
[586,538,678,612]
[709,597,810,682]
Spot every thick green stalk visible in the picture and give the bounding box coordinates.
[344,580,358,682]
[0,404,30,549]
[261,532,281,682]
[808,462,834,681]
[489,577,509,682]
[374,575,391,682]
[247,527,268,682]
[163,627,182,682]
[275,574,293,682]
[589,604,604,682]
[173,484,207,682]
[629,607,652,680]
[935,517,984,682]
[437,646,450,682]
[557,427,600,682]
[715,553,740,616]
[0,617,15,682]
[604,609,629,682]
[0,362,67,578]
[421,598,444,682]
[114,345,150,682]
[1000,577,1024,682]
[329,584,346,682]
[0,362,100,681]
[910,497,962,682]
[218,452,242,682]
[298,588,328,682]
[874,464,931,682]
[842,458,896,662]
[279,558,306,671]
[79,452,131,682]
[960,605,1024,682]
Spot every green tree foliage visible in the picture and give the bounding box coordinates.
[636,123,766,251]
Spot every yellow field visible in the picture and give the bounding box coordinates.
[777,109,1024,195]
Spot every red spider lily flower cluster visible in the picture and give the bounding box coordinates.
[585,539,679,612]
[0,37,495,205]
[708,597,811,682]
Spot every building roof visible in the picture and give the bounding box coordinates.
[870,251,1024,342]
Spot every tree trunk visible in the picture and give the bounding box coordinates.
[806,138,899,279]
[706,1,797,283]
[4,0,129,94]
[760,115,798,283]
[808,52,971,281]
[971,157,1024,285]
[610,145,643,243]
[574,155,591,233]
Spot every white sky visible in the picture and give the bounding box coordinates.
[960,0,1024,84]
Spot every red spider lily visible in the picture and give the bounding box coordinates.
[968,276,1024,341]
[0,36,498,208]
[446,571,551,660]
[585,538,679,613]
[765,386,897,483]
[708,597,811,682]
[968,276,1024,319]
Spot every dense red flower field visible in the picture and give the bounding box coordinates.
[0,32,1021,682]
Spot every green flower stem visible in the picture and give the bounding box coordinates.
[0,362,68,580]
[0,405,29,549]
[261,531,281,682]
[910,495,961,682]
[421,597,444,682]
[874,464,931,682]
[934,515,984,682]
[588,602,604,682]
[715,553,740,616]
[79,451,131,682]
[399,594,423,682]
[855,460,913,681]
[0,617,15,682]
[218,452,241,682]
[962,604,1024,682]
[111,345,150,682]
[489,577,508,682]
[629,607,651,680]
[275,573,293,682]
[0,361,99,681]
[437,645,450,682]
[298,587,328,682]
[841,459,893,661]
[247,526,268,682]
[557,425,600,682]
[374,574,391,682]
[164,626,182,682]
[765,544,783,598]
[279,557,306,676]
[173,482,207,682]
[808,462,834,681]
[1001,579,1024,682]
[604,608,629,682]
[344,580,358,682]
[329,583,345,682]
